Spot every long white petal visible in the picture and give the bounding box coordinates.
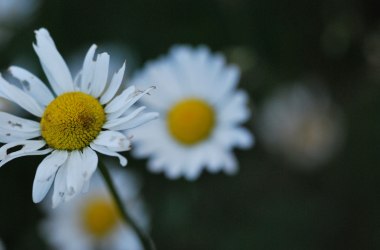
[103,106,146,129]
[0,139,51,168]
[90,52,109,98]
[81,147,98,181]
[65,150,84,200]
[105,86,155,120]
[8,66,55,106]
[92,131,131,152]
[100,62,126,104]
[33,28,74,95]
[32,150,68,203]
[0,140,45,160]
[105,85,135,113]
[90,143,127,166]
[52,163,68,208]
[108,112,158,131]
[0,76,44,117]
[81,44,97,92]
[0,112,40,132]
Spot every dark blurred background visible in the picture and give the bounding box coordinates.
[0,0,379,249]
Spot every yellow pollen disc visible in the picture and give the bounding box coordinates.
[82,198,120,238]
[167,98,215,145]
[40,92,105,150]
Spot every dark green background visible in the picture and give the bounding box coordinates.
[0,0,379,249]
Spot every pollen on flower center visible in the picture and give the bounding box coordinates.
[41,92,105,151]
[81,198,120,238]
[167,98,215,145]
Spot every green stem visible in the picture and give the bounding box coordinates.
[98,162,155,250]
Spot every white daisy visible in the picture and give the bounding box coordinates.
[41,166,149,250]
[257,84,344,169]
[0,28,158,207]
[130,45,253,180]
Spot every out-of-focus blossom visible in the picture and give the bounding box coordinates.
[0,239,4,250]
[0,28,157,207]
[130,45,253,180]
[0,0,41,48]
[363,25,380,81]
[257,84,344,169]
[41,167,149,250]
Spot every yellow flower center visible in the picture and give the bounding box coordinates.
[81,198,120,238]
[167,98,215,145]
[40,92,105,151]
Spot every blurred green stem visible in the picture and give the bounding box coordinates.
[98,162,156,250]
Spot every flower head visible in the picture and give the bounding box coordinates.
[257,84,344,169]
[0,28,158,207]
[130,45,253,180]
[41,167,149,250]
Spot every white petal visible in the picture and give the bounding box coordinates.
[8,66,55,106]
[81,44,97,92]
[0,76,44,117]
[212,65,240,104]
[52,163,68,208]
[0,140,51,168]
[108,112,159,131]
[105,85,135,114]
[90,143,127,166]
[32,150,68,203]
[100,62,126,104]
[0,112,40,132]
[33,28,74,95]
[90,52,109,98]
[81,147,98,182]
[65,151,84,200]
[92,131,131,151]
[219,90,250,124]
[103,106,146,129]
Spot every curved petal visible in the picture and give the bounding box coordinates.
[107,111,158,131]
[92,131,131,152]
[81,44,97,92]
[52,162,68,208]
[103,106,146,129]
[105,85,135,114]
[90,143,127,166]
[32,150,68,203]
[100,62,126,104]
[65,150,84,201]
[0,140,48,168]
[90,52,109,98]
[8,66,55,106]
[33,28,74,95]
[0,76,44,117]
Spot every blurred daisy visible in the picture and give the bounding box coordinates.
[0,0,40,47]
[257,84,344,168]
[130,45,253,180]
[41,166,149,250]
[0,28,158,207]
[0,239,4,250]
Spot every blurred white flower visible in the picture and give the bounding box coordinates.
[0,239,4,250]
[41,166,149,250]
[0,0,41,47]
[130,45,253,180]
[0,28,157,207]
[257,84,344,169]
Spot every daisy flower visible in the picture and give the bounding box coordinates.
[0,239,4,250]
[257,84,344,169]
[0,28,158,207]
[41,166,149,250]
[130,45,253,180]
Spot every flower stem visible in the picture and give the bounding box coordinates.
[98,162,155,250]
